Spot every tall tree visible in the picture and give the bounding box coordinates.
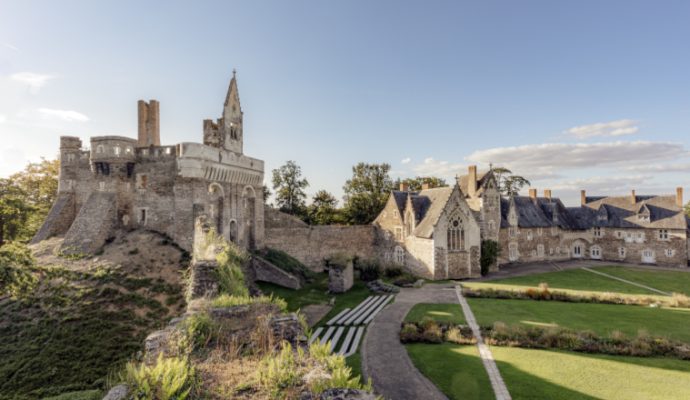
[0,159,59,245]
[492,167,531,196]
[396,176,447,191]
[307,190,341,225]
[271,160,309,215]
[343,162,394,224]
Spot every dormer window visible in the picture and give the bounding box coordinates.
[593,227,602,238]
[638,214,650,222]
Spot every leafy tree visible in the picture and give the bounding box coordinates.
[262,185,272,204]
[0,242,37,297]
[685,201,690,218]
[480,239,500,276]
[0,158,59,245]
[343,163,394,224]
[307,190,341,225]
[492,167,531,196]
[395,176,448,191]
[271,160,309,216]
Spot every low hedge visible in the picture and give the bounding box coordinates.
[401,320,690,361]
[462,284,690,308]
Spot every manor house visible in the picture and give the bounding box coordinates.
[32,72,265,254]
[374,167,690,280]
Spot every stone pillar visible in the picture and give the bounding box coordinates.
[328,260,354,293]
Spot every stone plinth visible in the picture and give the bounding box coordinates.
[328,260,353,293]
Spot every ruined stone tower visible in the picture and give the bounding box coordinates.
[33,71,265,255]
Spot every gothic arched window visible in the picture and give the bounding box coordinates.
[447,215,465,251]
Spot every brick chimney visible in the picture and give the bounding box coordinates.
[631,190,636,205]
[528,188,537,202]
[677,187,684,208]
[138,100,160,147]
[544,189,552,200]
[421,182,431,190]
[400,182,409,192]
[581,190,587,206]
[468,165,477,196]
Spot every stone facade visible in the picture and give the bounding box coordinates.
[32,73,264,254]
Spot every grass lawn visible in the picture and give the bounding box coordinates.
[404,303,466,324]
[467,298,690,343]
[466,268,662,296]
[492,346,690,400]
[406,343,493,400]
[593,266,690,295]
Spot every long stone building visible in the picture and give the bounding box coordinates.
[374,166,690,279]
[32,72,265,254]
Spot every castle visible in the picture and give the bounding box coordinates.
[374,167,690,280]
[31,75,690,281]
[32,72,265,254]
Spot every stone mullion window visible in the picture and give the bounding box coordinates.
[447,215,465,252]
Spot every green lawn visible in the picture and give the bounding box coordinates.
[406,343,494,400]
[257,274,371,327]
[467,268,662,296]
[492,346,690,400]
[404,303,466,324]
[593,266,690,295]
[409,343,690,400]
[467,297,690,343]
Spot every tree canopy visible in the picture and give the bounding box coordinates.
[342,162,394,224]
[492,167,531,196]
[271,160,309,216]
[306,190,343,225]
[395,176,448,191]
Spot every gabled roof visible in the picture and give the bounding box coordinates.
[456,170,493,197]
[410,186,455,238]
[390,190,409,216]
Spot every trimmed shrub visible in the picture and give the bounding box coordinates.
[480,239,500,276]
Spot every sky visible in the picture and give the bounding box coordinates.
[1,0,689,206]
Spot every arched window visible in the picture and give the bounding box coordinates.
[447,215,465,251]
[590,245,602,259]
[96,145,104,154]
[394,246,405,265]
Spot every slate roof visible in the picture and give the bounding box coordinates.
[390,191,409,216]
[411,187,455,239]
[506,193,689,231]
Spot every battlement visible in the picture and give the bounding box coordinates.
[90,136,138,162]
[60,136,83,149]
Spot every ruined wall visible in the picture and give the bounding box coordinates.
[264,224,379,271]
[61,192,117,254]
[31,193,75,243]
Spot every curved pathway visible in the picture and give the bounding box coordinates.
[361,283,456,400]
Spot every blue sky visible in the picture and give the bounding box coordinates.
[1,0,689,206]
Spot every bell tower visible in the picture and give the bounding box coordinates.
[222,69,243,154]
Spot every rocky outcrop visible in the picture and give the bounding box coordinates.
[102,384,129,400]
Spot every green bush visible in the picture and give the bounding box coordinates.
[181,312,216,350]
[480,240,499,276]
[215,242,249,297]
[354,258,380,282]
[383,266,403,278]
[0,242,37,297]
[211,293,288,313]
[122,354,196,400]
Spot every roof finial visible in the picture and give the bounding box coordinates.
[232,68,237,78]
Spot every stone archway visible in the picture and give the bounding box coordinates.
[208,183,224,235]
[241,185,256,249]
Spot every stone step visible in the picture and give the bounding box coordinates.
[329,326,345,352]
[337,327,356,355]
[338,296,376,325]
[363,295,394,324]
[353,295,388,325]
[326,308,351,326]
[309,327,324,345]
[319,326,336,345]
[344,327,365,357]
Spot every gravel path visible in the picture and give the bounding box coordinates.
[361,283,456,400]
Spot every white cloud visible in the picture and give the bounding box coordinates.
[564,119,638,139]
[549,175,653,192]
[3,43,19,51]
[401,157,411,164]
[10,72,55,93]
[466,141,687,171]
[38,108,89,122]
[411,157,466,177]
[623,162,690,173]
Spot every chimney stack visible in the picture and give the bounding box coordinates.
[468,165,477,196]
[631,190,636,205]
[544,189,552,200]
[528,188,537,201]
[581,190,587,206]
[400,182,409,192]
[422,182,431,190]
[138,100,160,147]
[677,187,684,208]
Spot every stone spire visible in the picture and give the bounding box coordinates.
[222,70,243,153]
